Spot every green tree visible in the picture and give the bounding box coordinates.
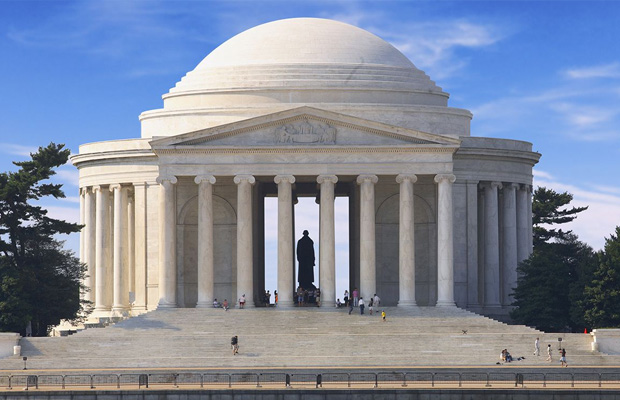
[584,227,620,328]
[0,143,89,336]
[532,187,588,247]
[511,187,594,331]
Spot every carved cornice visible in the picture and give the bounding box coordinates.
[154,146,457,155]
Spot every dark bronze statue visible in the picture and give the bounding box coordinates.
[296,230,315,289]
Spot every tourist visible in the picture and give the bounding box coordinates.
[223,299,229,311]
[336,298,342,308]
[344,290,349,307]
[373,293,380,308]
[353,288,359,306]
[382,310,386,322]
[213,298,220,308]
[368,297,374,315]
[316,287,321,307]
[546,344,553,362]
[348,302,353,315]
[534,337,540,356]
[239,294,246,309]
[231,335,239,355]
[274,290,278,305]
[359,297,365,314]
[560,348,568,367]
[505,350,513,362]
[297,286,304,306]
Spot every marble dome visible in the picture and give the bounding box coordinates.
[164,18,446,105]
[140,18,469,138]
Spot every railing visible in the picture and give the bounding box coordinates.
[0,372,619,390]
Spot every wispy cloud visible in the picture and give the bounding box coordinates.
[0,143,36,157]
[564,62,620,80]
[323,8,505,80]
[534,170,620,250]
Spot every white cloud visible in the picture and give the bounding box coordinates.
[564,62,620,80]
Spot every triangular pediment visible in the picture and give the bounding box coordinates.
[150,106,460,150]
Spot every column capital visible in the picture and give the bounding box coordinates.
[506,182,520,190]
[109,183,122,192]
[234,174,256,185]
[356,174,378,185]
[317,175,338,185]
[92,185,103,193]
[194,175,216,185]
[80,187,88,196]
[396,174,418,184]
[434,174,456,184]
[521,184,532,193]
[480,181,502,189]
[274,174,296,185]
[156,176,178,185]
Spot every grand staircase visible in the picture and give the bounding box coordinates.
[0,306,605,370]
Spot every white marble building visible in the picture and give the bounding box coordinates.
[72,18,539,319]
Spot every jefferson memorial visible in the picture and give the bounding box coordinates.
[72,18,539,319]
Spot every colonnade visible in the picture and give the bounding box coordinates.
[153,172,457,309]
[479,181,532,309]
[79,173,533,313]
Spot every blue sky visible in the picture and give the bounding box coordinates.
[1,1,619,296]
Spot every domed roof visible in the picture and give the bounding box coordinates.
[165,18,446,105]
[195,18,415,69]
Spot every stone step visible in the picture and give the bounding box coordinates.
[0,307,605,370]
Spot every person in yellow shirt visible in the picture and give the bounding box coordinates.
[381,310,386,322]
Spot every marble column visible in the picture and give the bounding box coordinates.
[79,188,85,265]
[132,182,148,312]
[275,175,295,307]
[483,181,502,308]
[235,175,255,308]
[466,181,480,308]
[396,174,418,307]
[127,191,135,300]
[526,185,533,255]
[83,187,96,304]
[318,175,338,307]
[93,185,111,312]
[111,184,129,313]
[357,174,378,301]
[157,176,178,308]
[435,174,456,307]
[195,175,217,308]
[516,184,530,263]
[502,183,518,306]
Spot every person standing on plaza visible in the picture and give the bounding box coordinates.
[359,297,365,315]
[373,293,380,308]
[560,348,568,367]
[534,337,540,356]
[546,344,553,362]
[344,290,349,307]
[231,335,239,355]
[368,296,374,315]
[239,294,246,309]
[353,288,359,307]
[381,310,386,322]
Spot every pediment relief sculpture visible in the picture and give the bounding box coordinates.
[275,119,336,144]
